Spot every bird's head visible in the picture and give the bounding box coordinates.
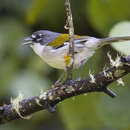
[24,30,61,47]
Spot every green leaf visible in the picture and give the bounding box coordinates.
[59,94,103,130]
[58,50,104,130]
[97,86,130,129]
[26,0,64,27]
[0,18,29,97]
[87,0,130,35]
[26,0,48,25]
[109,21,130,55]
[8,70,51,97]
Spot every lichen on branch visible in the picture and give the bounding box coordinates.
[0,55,129,124]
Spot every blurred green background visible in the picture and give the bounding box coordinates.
[0,0,130,130]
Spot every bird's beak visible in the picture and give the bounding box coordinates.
[23,37,33,45]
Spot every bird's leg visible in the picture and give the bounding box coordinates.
[54,71,66,85]
[76,60,84,81]
[54,68,72,87]
[76,66,82,81]
[77,59,88,81]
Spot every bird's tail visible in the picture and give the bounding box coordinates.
[99,36,130,47]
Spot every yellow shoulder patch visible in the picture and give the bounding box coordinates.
[48,34,80,47]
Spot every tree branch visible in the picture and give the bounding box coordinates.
[64,0,75,80]
[0,55,130,124]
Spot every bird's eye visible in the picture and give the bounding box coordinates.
[32,33,43,39]
[36,34,43,42]
[31,33,44,43]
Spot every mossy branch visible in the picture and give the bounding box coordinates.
[0,55,129,124]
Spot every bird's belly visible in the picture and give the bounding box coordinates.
[43,56,65,69]
[41,48,66,69]
[41,47,95,69]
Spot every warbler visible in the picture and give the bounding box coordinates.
[24,30,130,70]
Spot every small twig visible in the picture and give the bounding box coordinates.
[65,0,75,80]
[0,55,129,124]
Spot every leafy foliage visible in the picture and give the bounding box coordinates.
[109,21,130,55]
[0,0,130,130]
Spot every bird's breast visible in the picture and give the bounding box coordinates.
[32,43,96,69]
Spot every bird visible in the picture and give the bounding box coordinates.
[24,30,130,71]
